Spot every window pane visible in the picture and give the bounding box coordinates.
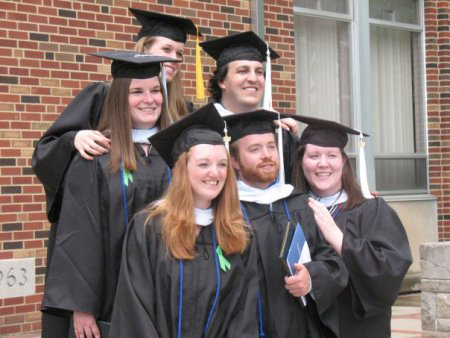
[369,0,419,25]
[296,0,349,14]
[375,158,427,192]
[294,15,353,145]
[370,26,426,192]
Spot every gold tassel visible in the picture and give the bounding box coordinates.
[195,27,205,100]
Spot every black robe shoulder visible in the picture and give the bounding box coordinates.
[240,190,348,337]
[42,145,169,322]
[110,213,259,338]
[335,197,412,337]
[32,82,110,222]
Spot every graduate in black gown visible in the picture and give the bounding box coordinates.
[292,116,413,338]
[200,31,301,183]
[110,105,258,337]
[34,10,200,336]
[33,8,199,223]
[224,111,348,337]
[41,52,180,338]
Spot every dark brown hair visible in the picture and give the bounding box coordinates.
[292,145,365,210]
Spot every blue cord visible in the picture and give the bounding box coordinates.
[282,200,291,222]
[177,260,183,338]
[165,165,172,184]
[203,227,220,336]
[119,159,129,228]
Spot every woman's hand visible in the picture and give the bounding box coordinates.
[74,130,111,160]
[284,263,311,297]
[308,197,343,255]
[274,117,299,134]
[73,311,100,338]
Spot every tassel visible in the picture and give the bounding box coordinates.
[277,112,285,187]
[160,64,173,124]
[195,27,205,100]
[358,133,373,199]
[223,121,230,152]
[263,42,272,110]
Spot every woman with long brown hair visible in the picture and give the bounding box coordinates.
[292,116,412,338]
[110,105,258,338]
[33,8,198,223]
[41,52,179,338]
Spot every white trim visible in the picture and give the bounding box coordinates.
[369,18,421,32]
[293,6,352,22]
[382,194,436,202]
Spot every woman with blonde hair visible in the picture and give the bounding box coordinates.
[110,104,258,338]
[41,52,179,338]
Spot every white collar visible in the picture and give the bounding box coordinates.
[238,180,294,204]
[309,190,348,208]
[214,102,234,117]
[131,127,158,144]
[195,208,214,226]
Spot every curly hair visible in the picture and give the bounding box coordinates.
[207,65,229,102]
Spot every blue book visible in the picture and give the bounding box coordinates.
[279,222,311,306]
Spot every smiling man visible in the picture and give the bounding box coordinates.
[224,111,348,338]
[201,31,278,115]
[201,32,300,183]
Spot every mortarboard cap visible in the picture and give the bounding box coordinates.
[200,31,279,69]
[292,115,369,148]
[89,51,180,79]
[223,110,289,144]
[149,103,225,168]
[129,7,199,43]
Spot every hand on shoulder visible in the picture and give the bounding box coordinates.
[74,130,111,160]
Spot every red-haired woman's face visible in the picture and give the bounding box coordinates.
[187,144,228,209]
[301,144,345,197]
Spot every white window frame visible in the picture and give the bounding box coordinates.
[293,0,428,195]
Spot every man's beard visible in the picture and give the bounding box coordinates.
[239,159,279,185]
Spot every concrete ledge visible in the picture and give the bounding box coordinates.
[420,242,450,335]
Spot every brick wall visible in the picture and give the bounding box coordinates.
[424,0,450,241]
[0,0,295,334]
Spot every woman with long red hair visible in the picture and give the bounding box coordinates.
[110,105,258,338]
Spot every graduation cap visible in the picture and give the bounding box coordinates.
[223,109,290,186]
[292,115,369,149]
[129,7,199,42]
[89,51,180,79]
[292,115,373,199]
[200,31,279,69]
[223,110,289,144]
[149,103,225,168]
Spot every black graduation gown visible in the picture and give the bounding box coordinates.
[42,144,169,324]
[110,214,259,338]
[282,129,300,185]
[32,82,109,222]
[240,190,348,338]
[334,198,412,338]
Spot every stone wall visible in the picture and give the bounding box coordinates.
[421,242,450,336]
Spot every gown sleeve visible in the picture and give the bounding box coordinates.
[300,205,348,336]
[42,154,104,316]
[32,82,110,222]
[340,198,412,319]
[110,214,160,338]
[282,129,300,185]
[226,233,259,338]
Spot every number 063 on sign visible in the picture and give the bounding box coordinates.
[0,258,35,298]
